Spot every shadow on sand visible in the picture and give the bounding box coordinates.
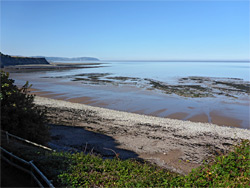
[49,124,139,160]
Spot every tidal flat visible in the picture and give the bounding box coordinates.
[42,73,249,98]
[6,61,250,129]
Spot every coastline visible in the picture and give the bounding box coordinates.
[30,88,246,128]
[6,62,249,129]
[34,96,250,174]
[3,62,104,72]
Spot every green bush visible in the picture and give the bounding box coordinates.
[1,70,249,187]
[57,154,177,187]
[2,132,249,187]
[172,139,250,187]
[1,71,50,144]
[57,140,250,187]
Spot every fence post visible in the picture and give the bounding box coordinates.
[6,131,9,144]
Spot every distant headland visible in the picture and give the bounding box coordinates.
[0,52,100,67]
[0,52,50,67]
[32,56,100,62]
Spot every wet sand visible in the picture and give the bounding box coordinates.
[166,112,189,120]
[210,111,242,128]
[6,63,249,174]
[150,109,168,116]
[34,96,250,175]
[188,113,209,123]
[28,88,247,129]
[10,68,248,130]
[67,96,97,104]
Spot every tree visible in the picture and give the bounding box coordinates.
[1,71,50,144]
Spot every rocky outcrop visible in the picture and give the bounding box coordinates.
[0,53,50,67]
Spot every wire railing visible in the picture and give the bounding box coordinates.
[1,130,55,188]
[1,130,53,151]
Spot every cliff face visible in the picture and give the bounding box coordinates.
[33,56,100,61]
[0,53,50,67]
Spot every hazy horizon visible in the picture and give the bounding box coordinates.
[3,53,250,62]
[3,52,250,62]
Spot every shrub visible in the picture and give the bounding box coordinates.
[1,71,50,144]
[172,139,250,187]
[56,140,250,187]
[57,154,178,187]
[2,131,249,187]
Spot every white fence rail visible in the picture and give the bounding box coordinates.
[1,130,53,151]
[1,131,55,188]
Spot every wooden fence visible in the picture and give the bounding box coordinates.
[1,130,55,188]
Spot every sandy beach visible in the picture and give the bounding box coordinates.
[6,61,249,129]
[5,63,250,174]
[34,96,250,175]
[30,88,247,128]
[5,60,249,130]
[2,2,249,186]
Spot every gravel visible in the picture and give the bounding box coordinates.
[34,96,250,174]
[34,96,249,139]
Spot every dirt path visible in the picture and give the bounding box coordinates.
[35,96,250,175]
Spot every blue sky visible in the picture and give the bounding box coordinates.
[1,1,249,60]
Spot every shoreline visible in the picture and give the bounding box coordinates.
[3,62,105,72]
[30,88,246,129]
[6,62,249,129]
[34,96,250,174]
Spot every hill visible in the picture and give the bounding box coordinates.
[0,52,50,67]
[33,56,100,62]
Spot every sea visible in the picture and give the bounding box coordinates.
[8,61,250,129]
[49,61,250,82]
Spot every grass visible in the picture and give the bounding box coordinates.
[1,137,249,187]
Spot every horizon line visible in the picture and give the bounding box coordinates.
[102,59,250,62]
[3,53,250,62]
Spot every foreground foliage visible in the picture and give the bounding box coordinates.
[0,71,50,144]
[58,154,178,187]
[2,136,249,187]
[174,139,250,187]
[1,72,249,186]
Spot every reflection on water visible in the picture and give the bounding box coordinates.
[8,61,250,129]
[54,61,250,82]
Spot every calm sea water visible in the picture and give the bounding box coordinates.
[9,61,250,129]
[52,61,250,83]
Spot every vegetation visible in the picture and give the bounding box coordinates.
[173,139,250,187]
[1,73,249,187]
[2,135,249,187]
[0,71,50,144]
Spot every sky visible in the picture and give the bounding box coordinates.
[1,0,249,60]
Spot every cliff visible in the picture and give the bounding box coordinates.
[33,56,100,62]
[0,53,50,67]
